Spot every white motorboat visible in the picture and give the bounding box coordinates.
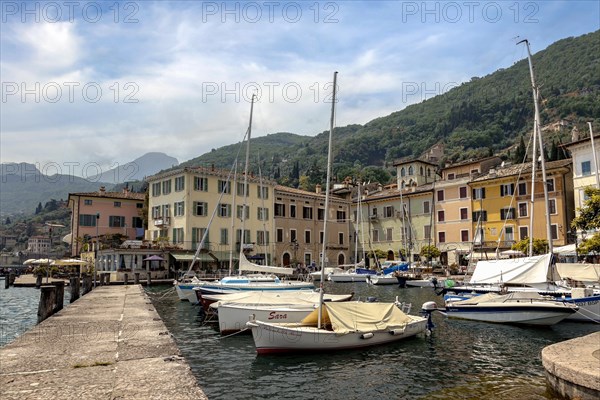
[246,301,428,354]
[310,267,344,282]
[405,277,446,288]
[444,292,578,326]
[368,274,398,285]
[329,268,377,283]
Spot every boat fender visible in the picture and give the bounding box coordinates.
[366,296,377,303]
[389,328,406,336]
[360,332,374,339]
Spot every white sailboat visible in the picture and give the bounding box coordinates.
[247,72,428,354]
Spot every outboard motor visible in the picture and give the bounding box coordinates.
[420,301,438,334]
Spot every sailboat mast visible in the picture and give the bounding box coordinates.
[520,39,553,254]
[354,182,360,265]
[318,71,338,329]
[229,159,238,275]
[239,94,255,269]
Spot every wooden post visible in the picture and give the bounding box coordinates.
[69,276,80,302]
[37,285,57,323]
[146,273,152,286]
[8,272,16,286]
[36,273,43,289]
[99,273,105,286]
[4,275,9,289]
[105,273,111,285]
[124,273,128,285]
[53,281,64,313]
[81,274,93,295]
[134,272,140,284]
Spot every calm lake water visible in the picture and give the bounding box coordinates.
[0,285,70,346]
[146,283,599,400]
[2,283,597,399]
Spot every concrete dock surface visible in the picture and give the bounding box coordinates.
[542,331,600,400]
[0,285,207,400]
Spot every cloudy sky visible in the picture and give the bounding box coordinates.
[1,1,598,176]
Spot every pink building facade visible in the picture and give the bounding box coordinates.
[68,187,145,256]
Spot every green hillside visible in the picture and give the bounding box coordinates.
[182,30,599,188]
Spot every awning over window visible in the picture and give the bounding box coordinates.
[170,251,238,262]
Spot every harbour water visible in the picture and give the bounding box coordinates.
[1,283,598,399]
[147,283,599,400]
[0,284,69,346]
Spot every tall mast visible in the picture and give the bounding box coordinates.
[239,94,255,270]
[318,71,338,329]
[520,39,553,255]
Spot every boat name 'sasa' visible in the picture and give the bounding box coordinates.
[268,312,288,320]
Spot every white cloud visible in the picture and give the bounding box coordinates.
[1,1,598,170]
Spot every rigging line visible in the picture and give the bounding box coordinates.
[183,128,250,277]
[494,125,535,255]
[256,148,269,259]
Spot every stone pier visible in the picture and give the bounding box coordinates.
[0,285,207,400]
[542,331,600,400]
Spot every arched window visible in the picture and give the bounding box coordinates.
[408,166,414,175]
[400,167,406,177]
[428,168,431,177]
[401,180,406,189]
[420,166,424,176]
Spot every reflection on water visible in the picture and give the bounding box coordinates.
[147,283,599,400]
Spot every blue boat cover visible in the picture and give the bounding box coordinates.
[382,263,409,275]
[356,268,378,275]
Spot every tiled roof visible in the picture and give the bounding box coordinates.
[69,191,145,200]
[360,183,434,202]
[148,165,276,185]
[471,159,572,182]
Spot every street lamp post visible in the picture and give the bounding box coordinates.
[94,213,100,287]
[45,223,65,283]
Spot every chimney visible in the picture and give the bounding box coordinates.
[123,187,130,196]
[377,183,383,192]
[315,184,321,194]
[99,186,106,195]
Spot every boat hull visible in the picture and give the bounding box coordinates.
[567,295,600,322]
[329,274,370,283]
[247,316,427,354]
[369,275,398,285]
[194,281,315,296]
[217,304,316,335]
[405,279,446,288]
[445,303,577,325]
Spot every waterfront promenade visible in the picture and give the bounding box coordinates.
[0,285,207,400]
